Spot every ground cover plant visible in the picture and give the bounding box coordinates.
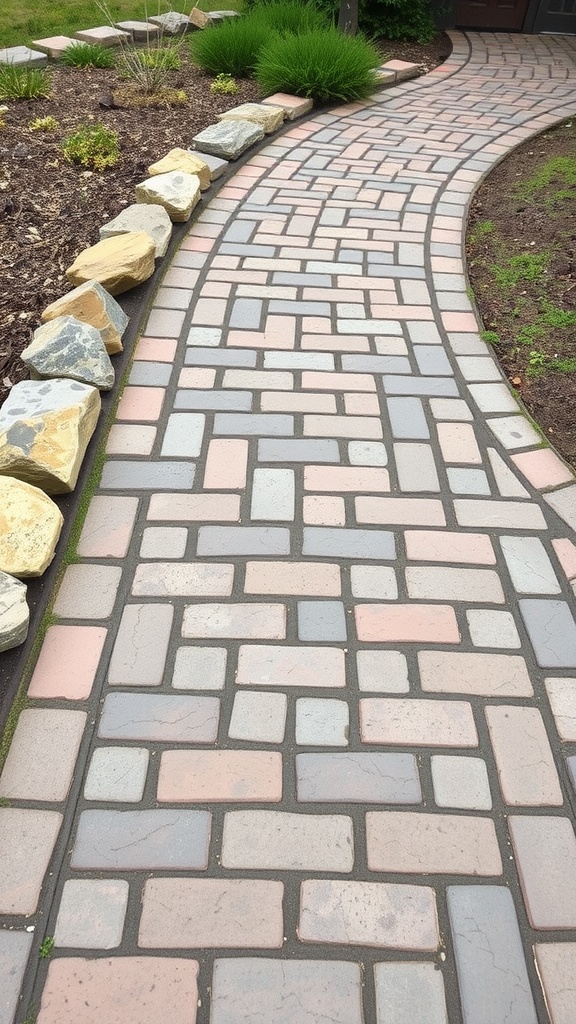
[467,118,576,467]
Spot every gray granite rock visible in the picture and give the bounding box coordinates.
[0,46,48,67]
[135,171,201,223]
[41,279,129,356]
[22,316,114,390]
[188,149,228,180]
[148,11,190,34]
[0,571,29,653]
[100,203,172,257]
[192,120,265,161]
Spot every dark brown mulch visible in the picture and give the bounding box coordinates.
[466,118,576,468]
[0,34,451,405]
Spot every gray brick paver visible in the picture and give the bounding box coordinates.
[6,29,576,1024]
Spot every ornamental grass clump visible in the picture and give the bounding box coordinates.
[245,0,331,35]
[61,42,115,68]
[190,13,271,77]
[0,65,51,101]
[255,27,380,103]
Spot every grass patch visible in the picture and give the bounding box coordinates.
[493,250,551,290]
[61,41,115,68]
[515,154,576,207]
[467,219,494,245]
[255,26,380,102]
[38,937,55,959]
[0,65,51,100]
[517,300,576,347]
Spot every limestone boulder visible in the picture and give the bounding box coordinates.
[0,571,29,652]
[66,232,156,296]
[188,7,210,28]
[22,316,114,390]
[0,477,63,578]
[148,148,211,191]
[135,171,201,223]
[100,203,172,258]
[191,120,264,161]
[0,379,101,494]
[41,280,129,355]
[217,102,285,134]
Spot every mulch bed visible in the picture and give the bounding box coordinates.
[0,32,451,405]
[467,118,576,469]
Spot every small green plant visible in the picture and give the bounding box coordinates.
[255,27,380,102]
[493,250,551,290]
[515,154,576,206]
[62,123,120,171]
[480,330,500,345]
[190,15,271,76]
[210,72,239,94]
[28,115,59,131]
[38,936,54,959]
[468,219,495,245]
[61,41,115,68]
[517,300,576,347]
[0,65,51,101]
[138,47,181,71]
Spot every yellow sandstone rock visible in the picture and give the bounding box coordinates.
[217,102,286,134]
[188,6,210,28]
[148,148,211,191]
[0,476,64,578]
[66,232,156,296]
[0,379,101,494]
[41,279,129,355]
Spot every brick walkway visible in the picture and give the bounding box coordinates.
[2,28,576,1024]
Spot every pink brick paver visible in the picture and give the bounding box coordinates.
[3,29,576,1024]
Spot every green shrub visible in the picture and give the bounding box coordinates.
[0,65,51,100]
[243,0,331,34]
[62,123,120,171]
[255,27,380,102]
[61,41,115,68]
[28,115,59,131]
[190,15,271,76]
[210,72,239,94]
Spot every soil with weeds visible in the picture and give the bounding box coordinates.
[0,34,450,404]
[467,118,576,469]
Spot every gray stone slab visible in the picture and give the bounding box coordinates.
[84,746,149,802]
[447,469,490,495]
[387,397,430,439]
[224,221,257,244]
[185,348,256,367]
[230,298,263,329]
[189,150,229,180]
[383,376,459,396]
[161,413,205,458]
[71,809,211,869]
[128,362,172,386]
[414,346,453,376]
[395,443,440,492]
[115,19,159,40]
[519,599,576,668]
[211,959,363,1024]
[269,301,331,316]
[108,603,173,687]
[500,536,561,594]
[263,352,334,370]
[303,528,395,560]
[342,355,412,373]
[297,753,421,803]
[192,120,265,160]
[214,414,293,436]
[296,699,349,747]
[100,202,171,257]
[100,461,195,490]
[258,439,340,463]
[0,930,33,1024]
[545,485,576,532]
[98,693,220,742]
[298,601,347,642]
[148,11,190,33]
[172,646,227,691]
[197,526,290,556]
[175,391,252,411]
[251,468,294,521]
[447,886,538,1024]
[54,878,129,949]
[0,45,47,67]
[374,963,448,1024]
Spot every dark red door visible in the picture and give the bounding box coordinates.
[456,0,530,29]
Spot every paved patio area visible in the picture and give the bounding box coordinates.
[1,28,576,1024]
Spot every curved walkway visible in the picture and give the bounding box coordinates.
[2,29,576,1024]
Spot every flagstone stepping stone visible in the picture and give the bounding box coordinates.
[262,93,313,120]
[189,150,228,180]
[0,571,29,653]
[148,12,190,34]
[66,232,156,296]
[74,26,130,46]
[0,379,101,495]
[22,316,114,390]
[192,120,264,161]
[135,171,201,223]
[115,20,159,41]
[32,36,75,59]
[148,148,211,191]
[382,59,421,81]
[217,102,285,134]
[0,46,47,68]
[42,279,128,356]
[100,203,172,258]
[0,477,63,577]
